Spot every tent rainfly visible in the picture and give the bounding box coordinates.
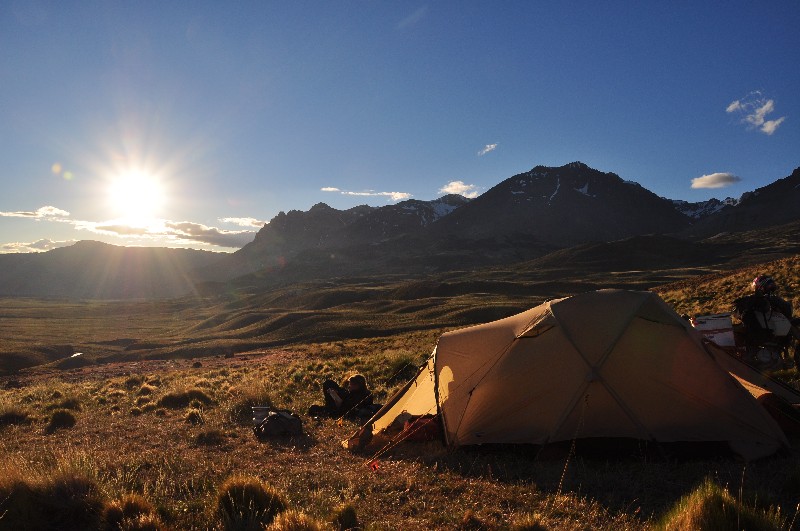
[351,289,799,460]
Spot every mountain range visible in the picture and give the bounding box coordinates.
[1,162,798,299]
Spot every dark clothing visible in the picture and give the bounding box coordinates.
[320,379,373,418]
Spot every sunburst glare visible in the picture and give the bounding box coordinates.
[107,170,166,225]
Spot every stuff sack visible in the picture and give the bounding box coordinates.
[253,409,303,438]
[400,414,441,442]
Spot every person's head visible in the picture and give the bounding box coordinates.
[752,275,777,295]
[348,374,367,392]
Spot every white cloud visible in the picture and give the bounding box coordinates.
[761,117,786,136]
[691,172,742,189]
[478,143,498,156]
[726,92,786,135]
[219,217,267,228]
[0,239,76,253]
[0,205,70,218]
[322,187,411,202]
[439,181,479,199]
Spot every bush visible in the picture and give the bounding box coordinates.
[216,475,288,530]
[46,409,77,433]
[656,478,783,531]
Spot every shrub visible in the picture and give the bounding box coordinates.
[157,388,213,409]
[267,509,329,530]
[330,503,359,530]
[216,475,288,530]
[656,478,783,531]
[46,409,77,433]
[47,396,82,411]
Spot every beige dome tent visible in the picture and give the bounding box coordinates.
[352,290,795,460]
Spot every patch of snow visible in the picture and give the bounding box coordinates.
[511,191,525,195]
[548,178,561,204]
[71,352,82,358]
[575,183,594,197]
[402,205,417,211]
[430,201,458,220]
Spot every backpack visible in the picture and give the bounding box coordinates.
[733,295,791,341]
[253,409,303,438]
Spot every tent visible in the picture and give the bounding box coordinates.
[352,289,799,460]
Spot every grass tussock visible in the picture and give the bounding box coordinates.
[216,475,288,530]
[0,402,30,427]
[156,388,213,409]
[102,493,166,531]
[655,479,783,531]
[0,466,104,530]
[266,509,330,530]
[329,503,359,530]
[226,379,274,424]
[45,408,77,433]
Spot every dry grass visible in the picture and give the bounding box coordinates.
[1,252,800,528]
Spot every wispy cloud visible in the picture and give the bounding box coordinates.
[0,239,76,253]
[439,181,479,198]
[691,172,742,189]
[321,187,411,202]
[219,217,267,228]
[726,91,786,135]
[0,205,70,219]
[478,143,498,156]
[0,204,258,251]
[398,6,428,29]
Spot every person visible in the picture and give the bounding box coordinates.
[733,275,800,365]
[309,373,373,418]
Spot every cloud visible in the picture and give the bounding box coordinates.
[321,187,411,202]
[0,239,76,253]
[478,143,498,156]
[163,221,256,248]
[219,217,267,228]
[0,205,70,219]
[439,181,479,199]
[726,92,786,135]
[398,6,428,29]
[691,172,742,189]
[77,219,256,249]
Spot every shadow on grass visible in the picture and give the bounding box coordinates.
[360,437,800,524]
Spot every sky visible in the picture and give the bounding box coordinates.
[1,1,798,253]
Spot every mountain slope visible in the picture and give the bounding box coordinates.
[0,241,224,299]
[430,162,692,246]
[686,167,800,236]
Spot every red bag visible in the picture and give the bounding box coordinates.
[400,414,441,442]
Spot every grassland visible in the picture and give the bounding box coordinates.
[1,253,799,529]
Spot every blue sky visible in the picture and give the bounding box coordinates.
[1,1,798,253]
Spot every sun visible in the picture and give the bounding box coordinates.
[108,170,166,224]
